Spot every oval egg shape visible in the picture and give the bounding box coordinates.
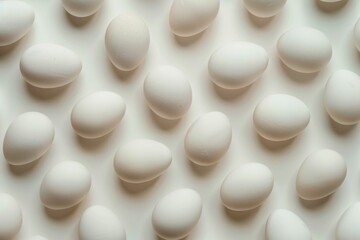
[185,111,232,166]
[152,188,202,240]
[62,0,104,17]
[144,66,192,119]
[296,149,346,200]
[266,209,312,240]
[253,94,310,141]
[40,161,91,210]
[336,202,360,240]
[208,42,269,89]
[79,205,126,240]
[3,112,55,166]
[105,13,150,71]
[169,0,220,37]
[221,162,274,211]
[243,0,287,18]
[114,139,172,183]
[0,1,34,46]
[20,44,82,88]
[0,193,22,240]
[277,27,332,73]
[71,91,126,139]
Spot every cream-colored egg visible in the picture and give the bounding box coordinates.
[0,193,22,240]
[243,0,287,18]
[336,202,360,240]
[62,0,104,17]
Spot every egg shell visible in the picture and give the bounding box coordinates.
[185,111,232,166]
[71,91,126,139]
[105,13,150,71]
[62,0,104,17]
[277,27,332,73]
[79,205,126,240]
[40,161,91,210]
[27,236,48,240]
[152,188,202,240]
[3,112,54,166]
[0,193,22,240]
[0,1,34,46]
[253,94,310,141]
[266,209,312,240]
[20,44,82,89]
[169,0,220,37]
[243,0,287,18]
[208,42,269,89]
[220,162,274,211]
[296,149,346,200]
[336,202,360,240]
[144,66,192,119]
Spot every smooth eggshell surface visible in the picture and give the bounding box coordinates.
[79,205,126,240]
[185,111,232,166]
[3,112,55,166]
[243,0,287,18]
[105,13,150,71]
[0,1,34,46]
[40,161,91,210]
[0,193,22,240]
[152,188,202,240]
[62,0,104,17]
[169,0,220,37]
[114,139,172,183]
[20,44,82,88]
[336,202,360,240]
[277,27,332,73]
[296,149,346,200]
[208,42,269,89]
[253,94,310,141]
[71,91,126,139]
[220,162,274,211]
[144,65,192,119]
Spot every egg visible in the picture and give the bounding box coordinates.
[0,1,34,46]
[27,236,48,240]
[184,111,232,166]
[79,205,126,240]
[20,44,82,88]
[277,27,332,73]
[336,202,360,240]
[40,161,91,210]
[253,94,310,141]
[0,193,22,240]
[71,91,126,139]
[3,112,55,166]
[62,0,104,18]
[208,42,269,89]
[243,0,287,18]
[152,188,202,240]
[220,162,274,211]
[324,70,360,125]
[143,66,192,119]
[169,0,220,37]
[266,209,312,240]
[354,18,360,52]
[296,149,346,200]
[105,13,150,71]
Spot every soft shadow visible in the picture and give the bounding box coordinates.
[8,160,40,175]
[75,132,115,151]
[64,10,95,26]
[316,0,348,12]
[328,116,357,135]
[25,82,72,100]
[299,195,332,209]
[119,178,159,194]
[247,11,274,28]
[256,133,295,151]
[0,40,22,56]
[148,108,181,130]
[187,159,218,177]
[280,61,319,83]
[109,60,144,82]
[173,31,204,46]
[44,205,79,219]
[224,206,260,222]
[212,81,252,101]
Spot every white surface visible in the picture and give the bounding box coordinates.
[0,0,360,239]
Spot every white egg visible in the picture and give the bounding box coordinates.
[114,139,172,183]
[336,202,360,240]
[324,70,360,125]
[277,27,332,73]
[185,111,232,166]
[152,188,202,240]
[27,236,48,240]
[0,1,34,46]
[105,13,150,71]
[40,161,91,210]
[0,193,22,240]
[79,205,126,240]
[243,0,287,18]
[253,94,310,141]
[62,0,104,18]
[71,91,126,139]
[208,42,269,89]
[296,149,346,200]
[3,112,54,166]
[220,162,274,211]
[354,18,360,52]
[266,209,312,240]
[144,66,192,119]
[169,0,220,37]
[20,44,82,88]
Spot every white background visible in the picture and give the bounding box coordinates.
[1,0,360,239]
